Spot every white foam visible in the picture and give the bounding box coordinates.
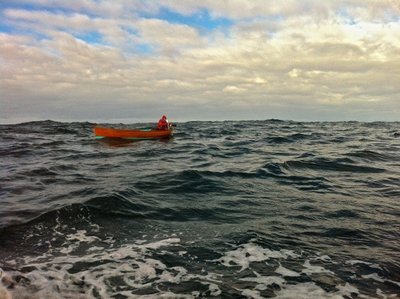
[240,272,285,290]
[376,288,400,299]
[65,229,100,243]
[274,281,359,299]
[5,234,185,298]
[135,261,157,280]
[362,273,385,283]
[275,264,301,277]
[134,291,194,298]
[0,286,12,299]
[56,230,102,255]
[158,266,186,284]
[5,233,394,299]
[90,223,100,232]
[191,290,200,297]
[214,242,298,272]
[207,282,222,296]
[138,238,181,251]
[313,255,334,263]
[59,245,75,254]
[0,270,12,299]
[280,249,301,259]
[241,288,263,299]
[336,282,359,296]
[346,259,371,266]
[302,260,334,275]
[362,273,400,287]
[134,239,147,245]
[346,260,382,270]
[87,246,104,253]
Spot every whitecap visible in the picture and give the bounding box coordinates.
[302,260,334,275]
[275,264,301,277]
[213,242,298,272]
[274,281,359,299]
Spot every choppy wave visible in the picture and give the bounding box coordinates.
[1,120,400,298]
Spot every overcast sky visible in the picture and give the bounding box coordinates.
[1,0,399,123]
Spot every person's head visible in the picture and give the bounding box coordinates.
[162,115,167,120]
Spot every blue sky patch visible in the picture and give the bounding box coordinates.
[145,7,233,34]
[75,31,103,45]
[135,43,154,55]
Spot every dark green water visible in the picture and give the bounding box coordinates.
[1,120,399,298]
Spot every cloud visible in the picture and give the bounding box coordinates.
[158,0,400,21]
[135,18,204,54]
[1,1,400,122]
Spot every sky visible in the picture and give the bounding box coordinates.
[1,0,400,123]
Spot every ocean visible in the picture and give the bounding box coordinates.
[0,120,399,298]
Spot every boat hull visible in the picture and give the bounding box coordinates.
[94,126,173,140]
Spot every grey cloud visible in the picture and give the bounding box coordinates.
[1,1,400,122]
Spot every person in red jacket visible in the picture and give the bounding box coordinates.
[157,115,169,130]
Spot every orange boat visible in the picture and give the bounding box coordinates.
[94,126,173,140]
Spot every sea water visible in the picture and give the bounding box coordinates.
[0,120,399,298]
